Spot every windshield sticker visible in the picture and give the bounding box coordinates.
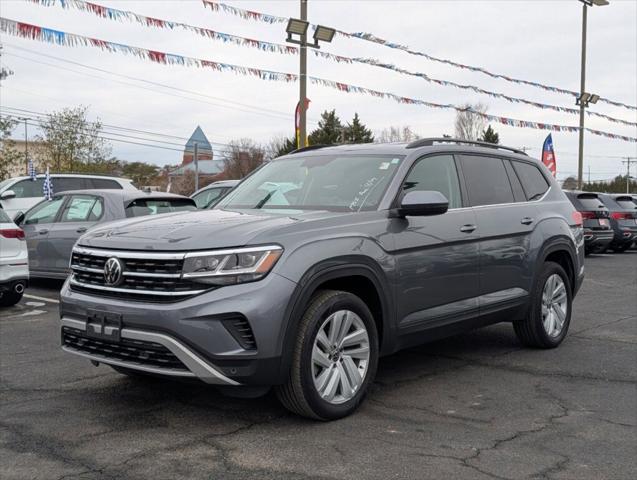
[379,162,390,170]
[391,158,401,164]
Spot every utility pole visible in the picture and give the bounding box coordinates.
[622,157,636,193]
[193,142,199,192]
[24,118,28,174]
[299,0,308,148]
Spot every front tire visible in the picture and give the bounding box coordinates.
[514,262,572,348]
[0,291,23,307]
[276,290,379,420]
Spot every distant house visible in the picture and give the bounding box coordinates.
[168,126,225,180]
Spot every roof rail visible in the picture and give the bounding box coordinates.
[288,144,333,154]
[405,138,528,156]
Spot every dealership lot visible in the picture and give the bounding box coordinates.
[1,253,635,480]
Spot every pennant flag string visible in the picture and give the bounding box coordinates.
[201,0,637,112]
[25,0,637,128]
[2,17,635,144]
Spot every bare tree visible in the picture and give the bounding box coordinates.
[223,139,265,179]
[376,126,421,143]
[454,103,488,141]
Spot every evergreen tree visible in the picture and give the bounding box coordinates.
[344,113,374,143]
[308,110,343,145]
[480,125,500,144]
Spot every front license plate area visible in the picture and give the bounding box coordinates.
[86,310,122,342]
[599,218,610,228]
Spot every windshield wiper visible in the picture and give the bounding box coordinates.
[254,191,274,209]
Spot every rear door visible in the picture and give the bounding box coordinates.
[46,194,105,274]
[20,196,66,274]
[460,155,545,313]
[391,154,480,334]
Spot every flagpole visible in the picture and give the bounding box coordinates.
[24,118,28,175]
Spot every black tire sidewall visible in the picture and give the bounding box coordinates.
[299,292,379,420]
[531,262,573,347]
[0,291,22,307]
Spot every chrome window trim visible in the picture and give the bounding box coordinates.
[61,317,240,385]
[69,277,204,296]
[447,185,552,211]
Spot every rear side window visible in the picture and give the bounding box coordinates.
[193,187,228,209]
[125,199,196,218]
[460,155,514,206]
[60,195,104,222]
[512,161,550,201]
[11,179,45,198]
[55,177,88,192]
[402,155,462,208]
[89,178,123,189]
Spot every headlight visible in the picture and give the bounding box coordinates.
[182,245,283,286]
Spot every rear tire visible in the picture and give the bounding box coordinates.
[0,291,23,307]
[514,261,572,349]
[276,290,379,420]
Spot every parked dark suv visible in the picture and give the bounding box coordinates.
[598,193,637,252]
[564,191,613,254]
[59,139,584,420]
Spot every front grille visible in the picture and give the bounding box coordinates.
[221,315,257,350]
[62,326,188,371]
[70,248,207,302]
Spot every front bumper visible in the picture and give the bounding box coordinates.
[59,272,298,385]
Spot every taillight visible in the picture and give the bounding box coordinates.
[610,212,633,220]
[571,211,583,226]
[0,228,25,240]
[580,211,596,220]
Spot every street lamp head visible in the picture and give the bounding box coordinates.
[313,25,336,44]
[589,94,600,104]
[286,18,309,36]
[579,0,609,5]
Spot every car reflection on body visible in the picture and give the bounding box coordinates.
[14,190,196,279]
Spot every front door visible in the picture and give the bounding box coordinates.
[20,196,66,275]
[390,154,480,334]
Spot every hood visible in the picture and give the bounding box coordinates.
[77,208,339,251]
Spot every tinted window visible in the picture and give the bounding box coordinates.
[193,187,227,209]
[577,195,605,210]
[11,179,45,198]
[512,161,549,201]
[461,156,514,206]
[61,195,104,222]
[402,155,462,209]
[503,160,526,202]
[615,197,637,209]
[55,177,88,193]
[24,197,65,225]
[125,199,196,218]
[220,155,404,212]
[89,178,122,189]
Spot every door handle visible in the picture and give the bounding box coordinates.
[521,217,534,225]
[76,227,87,233]
[38,229,49,235]
[460,224,476,233]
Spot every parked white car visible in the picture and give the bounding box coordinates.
[0,174,137,219]
[0,207,28,307]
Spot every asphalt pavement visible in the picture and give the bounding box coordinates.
[1,252,636,480]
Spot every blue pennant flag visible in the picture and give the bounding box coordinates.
[43,167,53,200]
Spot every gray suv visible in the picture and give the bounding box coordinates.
[60,139,585,420]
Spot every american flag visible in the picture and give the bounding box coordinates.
[28,157,37,181]
[43,167,53,201]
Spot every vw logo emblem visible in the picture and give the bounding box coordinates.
[104,257,123,286]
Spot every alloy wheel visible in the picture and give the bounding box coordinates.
[541,274,568,337]
[311,309,370,405]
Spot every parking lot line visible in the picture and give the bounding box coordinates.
[23,294,60,304]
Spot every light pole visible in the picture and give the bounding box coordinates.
[577,0,608,189]
[286,1,336,148]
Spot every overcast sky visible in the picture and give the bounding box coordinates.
[1,0,636,180]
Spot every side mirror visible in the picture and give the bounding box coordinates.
[13,211,25,226]
[0,190,16,200]
[394,190,449,217]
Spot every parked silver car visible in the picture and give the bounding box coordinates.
[190,180,239,209]
[15,190,196,279]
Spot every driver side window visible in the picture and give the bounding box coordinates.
[402,155,462,209]
[24,197,65,225]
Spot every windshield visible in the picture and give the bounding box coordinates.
[125,199,197,218]
[218,154,404,212]
[0,178,15,191]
